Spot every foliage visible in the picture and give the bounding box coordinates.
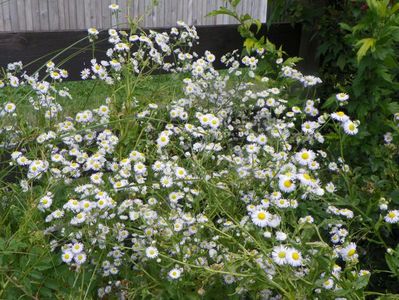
[207,0,287,75]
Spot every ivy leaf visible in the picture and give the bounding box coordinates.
[356,38,376,62]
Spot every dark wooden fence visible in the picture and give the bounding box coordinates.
[0,23,302,80]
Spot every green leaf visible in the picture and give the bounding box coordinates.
[321,96,336,109]
[387,102,399,114]
[253,19,262,34]
[337,54,346,71]
[283,56,302,66]
[356,38,376,62]
[339,22,353,32]
[385,253,399,276]
[353,274,370,290]
[206,7,237,19]
[392,3,399,14]
[230,0,241,8]
[390,190,399,205]
[243,38,256,53]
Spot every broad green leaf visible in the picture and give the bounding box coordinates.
[387,102,399,114]
[253,19,262,34]
[230,0,241,8]
[206,7,237,19]
[392,3,399,14]
[243,38,256,53]
[356,38,376,62]
[353,274,370,290]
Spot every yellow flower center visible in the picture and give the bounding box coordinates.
[284,180,292,188]
[292,252,300,260]
[257,212,266,220]
[301,153,309,160]
[337,111,345,117]
[347,249,356,257]
[348,123,355,131]
[388,212,396,218]
[324,280,331,286]
[278,251,286,259]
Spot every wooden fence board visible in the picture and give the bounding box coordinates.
[0,0,268,32]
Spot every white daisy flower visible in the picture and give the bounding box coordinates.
[278,176,296,193]
[157,134,170,147]
[336,93,349,102]
[385,210,399,223]
[272,245,288,265]
[331,111,349,122]
[168,268,182,280]
[251,209,271,227]
[108,3,119,11]
[286,248,303,267]
[145,246,159,259]
[74,252,87,265]
[71,242,84,254]
[4,102,16,113]
[295,149,315,166]
[175,167,187,179]
[343,120,358,135]
[340,242,358,262]
[322,278,334,289]
[61,251,73,263]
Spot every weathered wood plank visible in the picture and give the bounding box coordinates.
[76,0,85,29]
[0,0,269,31]
[24,0,33,30]
[31,0,40,31]
[15,0,26,31]
[48,0,59,30]
[102,0,111,29]
[38,0,49,31]
[2,0,12,31]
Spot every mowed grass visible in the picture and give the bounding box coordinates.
[0,73,185,124]
[59,73,185,115]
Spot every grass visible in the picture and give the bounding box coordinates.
[59,73,184,114]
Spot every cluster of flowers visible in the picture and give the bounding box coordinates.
[8,21,383,298]
[83,21,199,84]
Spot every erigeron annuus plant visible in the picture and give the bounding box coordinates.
[4,15,384,298]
